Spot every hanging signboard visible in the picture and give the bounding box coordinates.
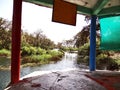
[52,0,77,26]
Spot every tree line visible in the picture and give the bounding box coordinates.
[0,17,64,67]
[0,17,55,50]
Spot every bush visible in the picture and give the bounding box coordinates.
[29,46,37,55]
[36,48,46,55]
[22,54,52,64]
[21,46,37,56]
[78,43,89,51]
[21,46,48,56]
[21,46,31,56]
[21,47,64,66]
[22,49,64,65]
[47,50,63,57]
[107,58,120,71]
[60,46,78,52]
[77,41,120,71]
[0,49,11,56]
[60,46,69,51]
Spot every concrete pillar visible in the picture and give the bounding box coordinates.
[11,0,22,84]
[89,15,97,71]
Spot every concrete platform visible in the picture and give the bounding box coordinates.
[85,70,120,90]
[5,69,120,90]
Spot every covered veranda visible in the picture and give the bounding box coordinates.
[7,0,120,89]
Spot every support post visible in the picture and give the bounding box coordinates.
[89,15,97,71]
[11,0,22,84]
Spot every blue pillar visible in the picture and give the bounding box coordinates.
[90,15,97,71]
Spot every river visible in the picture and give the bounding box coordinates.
[0,52,88,90]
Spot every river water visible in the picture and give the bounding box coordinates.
[0,52,88,90]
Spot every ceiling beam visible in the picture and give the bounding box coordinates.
[24,0,92,15]
[92,0,110,15]
[77,5,92,16]
[24,0,53,8]
[98,5,120,16]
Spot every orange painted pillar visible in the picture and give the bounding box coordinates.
[11,0,22,84]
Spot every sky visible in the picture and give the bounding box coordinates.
[0,0,87,44]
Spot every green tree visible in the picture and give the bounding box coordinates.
[21,31,35,47]
[0,17,12,49]
[74,24,100,48]
[21,29,55,50]
[33,30,55,49]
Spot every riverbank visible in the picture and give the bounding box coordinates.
[0,49,64,70]
[0,57,63,70]
[0,52,78,90]
[0,56,11,70]
[77,42,120,71]
[0,46,64,70]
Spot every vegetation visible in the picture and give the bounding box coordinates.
[59,46,78,52]
[21,48,64,66]
[0,18,12,50]
[1,16,120,71]
[0,17,64,69]
[0,49,10,56]
[20,45,64,66]
[56,39,78,53]
[74,23,120,71]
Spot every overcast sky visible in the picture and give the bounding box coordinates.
[0,0,88,44]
